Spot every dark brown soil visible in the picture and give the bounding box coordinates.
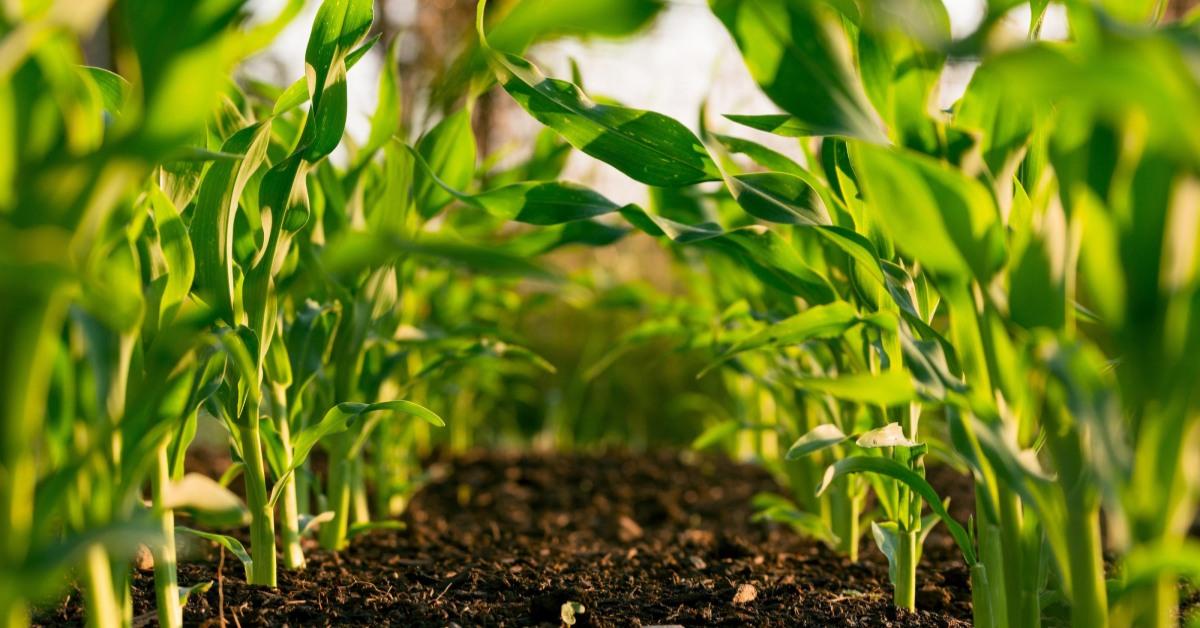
[38,450,977,627]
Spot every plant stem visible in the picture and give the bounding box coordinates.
[151,442,181,628]
[997,486,1026,627]
[895,529,918,611]
[970,562,996,628]
[977,520,1010,628]
[82,544,121,628]
[273,388,304,571]
[829,481,860,562]
[1064,503,1108,628]
[319,455,351,551]
[1128,574,1174,628]
[238,401,276,587]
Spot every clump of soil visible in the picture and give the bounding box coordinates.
[38,450,974,626]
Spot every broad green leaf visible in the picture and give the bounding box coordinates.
[479,2,720,187]
[408,142,622,227]
[413,109,477,218]
[177,527,252,581]
[871,520,905,585]
[319,231,552,278]
[727,171,832,226]
[275,400,444,507]
[725,114,813,138]
[793,370,915,406]
[817,455,976,564]
[703,301,865,376]
[1009,230,1066,330]
[852,143,1005,280]
[710,0,883,141]
[149,185,194,326]
[300,0,374,161]
[124,0,247,150]
[751,492,839,544]
[713,133,805,175]
[785,423,849,460]
[189,122,272,324]
[475,181,622,225]
[292,400,444,466]
[80,66,129,115]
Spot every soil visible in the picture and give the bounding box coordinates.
[37,450,976,627]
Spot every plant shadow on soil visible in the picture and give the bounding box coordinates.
[35,450,1197,627]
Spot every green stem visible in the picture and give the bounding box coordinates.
[238,403,276,587]
[350,457,370,525]
[1,293,66,624]
[319,455,351,551]
[1065,504,1108,628]
[977,520,1011,628]
[82,544,121,628]
[894,530,918,611]
[151,443,181,628]
[273,389,304,571]
[1127,575,1174,628]
[997,487,1026,627]
[971,562,996,628]
[829,482,860,562]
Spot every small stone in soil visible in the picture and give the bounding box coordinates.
[732,583,758,605]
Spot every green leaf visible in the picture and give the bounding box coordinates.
[785,423,849,460]
[701,301,867,376]
[479,2,720,188]
[347,520,405,539]
[852,143,1005,280]
[692,419,740,450]
[178,581,213,607]
[871,520,905,586]
[725,114,814,138]
[750,492,839,544]
[300,0,374,161]
[149,185,195,326]
[189,123,272,324]
[728,171,831,226]
[413,109,477,218]
[474,181,622,225]
[274,400,444,507]
[164,473,249,529]
[710,0,883,141]
[319,231,552,279]
[713,133,805,175]
[816,456,976,564]
[80,66,129,115]
[177,528,252,581]
[794,370,915,406]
